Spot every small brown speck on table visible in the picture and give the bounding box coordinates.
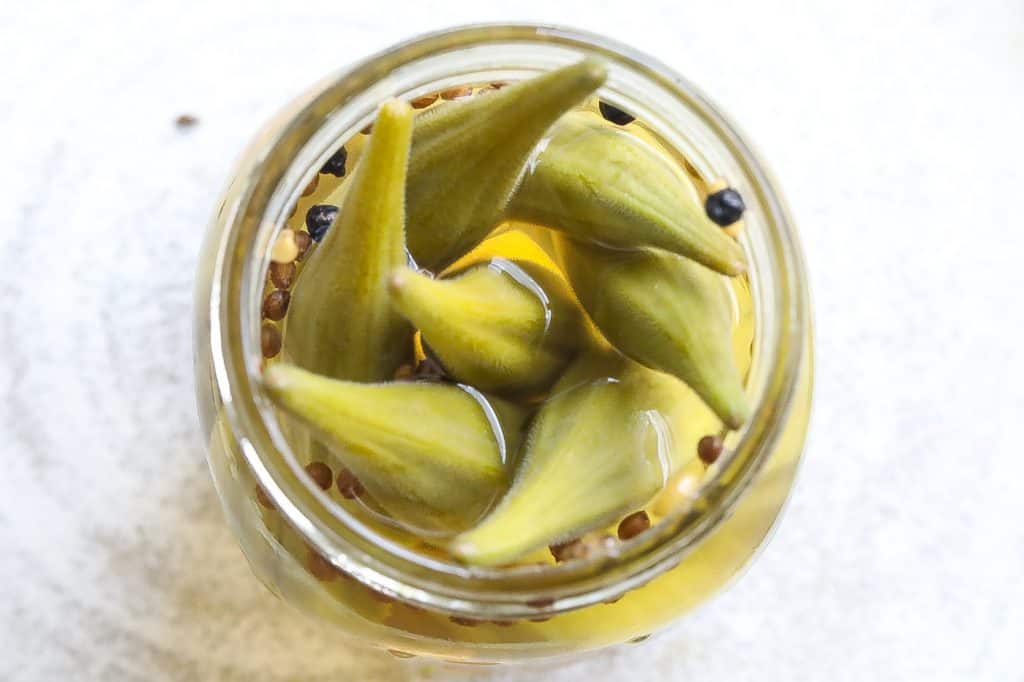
[175,114,199,129]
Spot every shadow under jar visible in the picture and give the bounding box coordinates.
[193,24,813,664]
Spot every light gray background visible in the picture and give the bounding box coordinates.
[2,1,1022,680]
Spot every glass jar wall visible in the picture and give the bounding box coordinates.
[194,24,812,664]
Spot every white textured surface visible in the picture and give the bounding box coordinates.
[2,1,1023,680]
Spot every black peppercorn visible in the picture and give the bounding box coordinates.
[320,147,348,177]
[305,204,338,242]
[705,188,745,226]
[598,100,635,126]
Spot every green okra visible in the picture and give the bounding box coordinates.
[508,112,746,276]
[406,60,607,270]
[263,363,529,533]
[388,259,584,395]
[451,352,701,565]
[285,99,415,382]
[556,236,750,428]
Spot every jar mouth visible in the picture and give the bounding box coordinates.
[207,23,810,617]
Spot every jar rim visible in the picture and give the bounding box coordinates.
[205,22,811,618]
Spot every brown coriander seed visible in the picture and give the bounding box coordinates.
[440,85,472,100]
[410,93,439,109]
[254,486,275,509]
[697,435,724,465]
[361,122,373,135]
[269,261,296,289]
[304,461,333,490]
[336,467,364,499]
[293,230,312,259]
[260,323,281,358]
[262,290,290,321]
[302,175,318,197]
[549,538,588,562]
[617,510,651,540]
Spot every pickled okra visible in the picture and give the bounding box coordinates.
[262,62,753,565]
[284,99,414,382]
[452,351,708,565]
[389,259,584,395]
[555,236,750,428]
[406,59,607,270]
[264,363,527,532]
[508,111,746,276]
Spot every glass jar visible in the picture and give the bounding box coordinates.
[194,23,813,664]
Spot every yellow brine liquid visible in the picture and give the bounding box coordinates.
[229,83,807,661]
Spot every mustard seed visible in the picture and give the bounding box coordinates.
[260,324,281,358]
[617,510,651,540]
[270,229,299,263]
[697,435,724,465]
[336,467,364,499]
[262,290,290,321]
[293,231,312,259]
[304,461,333,490]
[411,93,438,109]
[269,261,296,289]
[441,85,472,100]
